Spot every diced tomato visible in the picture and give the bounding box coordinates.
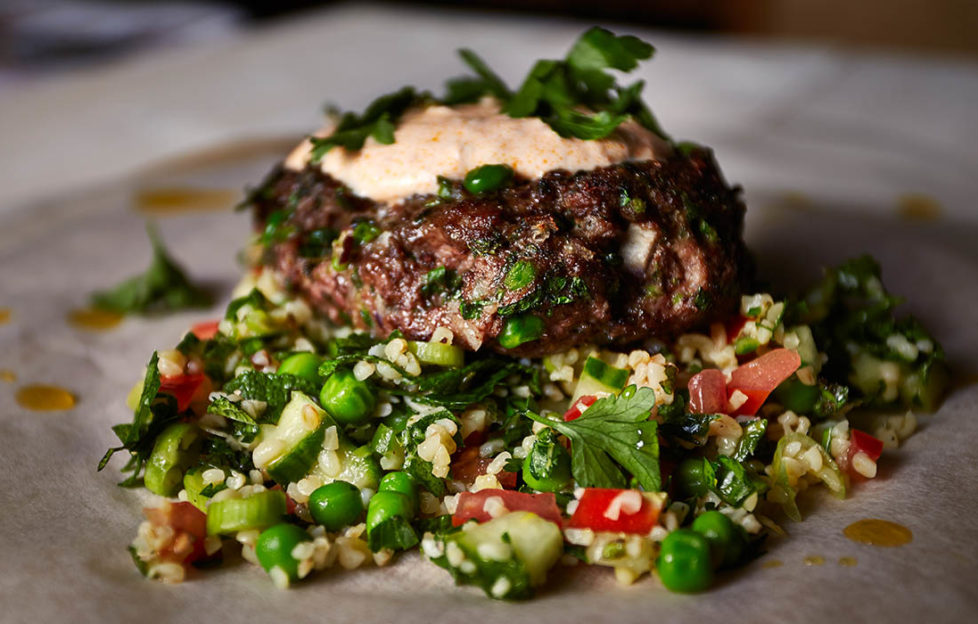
[564,395,598,422]
[450,446,518,489]
[843,428,884,475]
[727,348,801,416]
[159,372,206,412]
[849,429,884,461]
[566,488,662,534]
[688,369,728,414]
[191,320,220,340]
[452,490,562,527]
[145,501,209,564]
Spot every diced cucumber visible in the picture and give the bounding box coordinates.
[785,325,819,372]
[183,467,210,511]
[206,489,287,535]
[144,422,201,497]
[256,392,335,485]
[408,340,464,368]
[333,443,382,491]
[427,511,563,600]
[572,356,629,402]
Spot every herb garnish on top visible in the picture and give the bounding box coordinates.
[309,27,669,162]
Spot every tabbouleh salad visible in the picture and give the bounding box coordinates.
[99,254,947,598]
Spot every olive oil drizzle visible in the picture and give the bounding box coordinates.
[67,307,123,331]
[15,385,77,411]
[843,519,913,547]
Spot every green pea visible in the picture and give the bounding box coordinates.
[255,523,311,585]
[521,446,572,493]
[320,368,376,425]
[692,510,745,568]
[498,314,544,349]
[277,352,322,384]
[656,529,713,593]
[308,481,364,531]
[463,164,513,194]
[378,472,418,513]
[366,491,414,534]
[674,457,711,499]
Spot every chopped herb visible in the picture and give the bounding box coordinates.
[98,352,180,485]
[528,386,660,491]
[504,261,537,291]
[298,228,339,258]
[367,517,419,552]
[352,220,382,244]
[423,266,463,298]
[460,300,485,320]
[91,225,211,315]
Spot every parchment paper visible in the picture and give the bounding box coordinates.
[0,142,976,624]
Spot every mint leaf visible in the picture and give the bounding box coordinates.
[98,352,180,485]
[529,386,660,490]
[222,371,318,423]
[91,224,211,314]
[367,516,419,552]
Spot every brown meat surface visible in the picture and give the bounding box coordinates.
[248,147,750,356]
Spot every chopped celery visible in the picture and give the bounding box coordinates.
[206,489,287,535]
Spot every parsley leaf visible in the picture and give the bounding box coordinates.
[528,386,660,490]
[91,224,211,315]
[309,87,422,160]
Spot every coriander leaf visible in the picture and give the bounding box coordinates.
[367,516,419,552]
[222,371,318,423]
[92,224,211,315]
[529,386,660,491]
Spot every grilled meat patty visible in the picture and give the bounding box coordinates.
[249,147,749,357]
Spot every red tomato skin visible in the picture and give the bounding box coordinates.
[452,490,562,527]
[565,488,660,534]
[727,348,801,416]
[159,373,205,412]
[450,447,517,489]
[688,369,728,414]
[846,429,884,473]
[191,320,220,340]
[564,395,598,422]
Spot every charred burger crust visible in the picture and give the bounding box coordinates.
[249,147,748,356]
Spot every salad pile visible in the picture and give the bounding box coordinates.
[100,255,947,598]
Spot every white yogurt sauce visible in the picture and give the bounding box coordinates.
[284,99,670,204]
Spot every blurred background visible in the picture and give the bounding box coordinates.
[2,0,976,87]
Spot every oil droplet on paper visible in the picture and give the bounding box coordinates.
[16,384,77,411]
[844,519,913,547]
[67,307,123,331]
[0,307,11,325]
[803,555,825,566]
[897,193,941,221]
[134,187,237,215]
[838,557,858,567]
[761,560,783,569]
[0,370,16,382]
